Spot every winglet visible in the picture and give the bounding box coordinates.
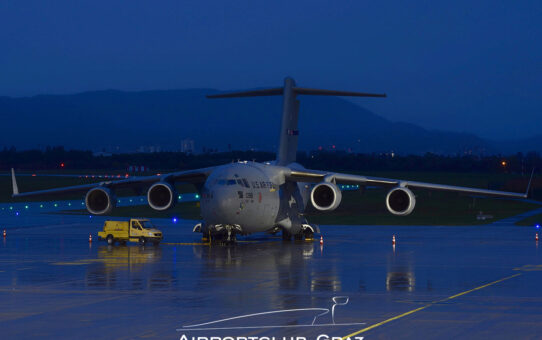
[11,168,19,196]
[525,168,535,198]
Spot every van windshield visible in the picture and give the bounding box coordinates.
[139,220,155,229]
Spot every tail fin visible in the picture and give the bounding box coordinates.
[207,77,386,166]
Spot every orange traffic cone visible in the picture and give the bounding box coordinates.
[319,235,324,245]
[2,230,6,238]
[88,234,92,243]
[392,235,396,246]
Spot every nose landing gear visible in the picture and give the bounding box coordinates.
[194,223,242,244]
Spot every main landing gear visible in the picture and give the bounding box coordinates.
[282,224,318,242]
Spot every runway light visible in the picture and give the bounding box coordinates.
[24,205,29,209]
[15,212,19,216]
[178,195,181,199]
[501,161,507,167]
[40,204,43,208]
[68,203,71,206]
[60,163,65,168]
[9,206,13,210]
[54,203,58,207]
[172,217,178,223]
[195,194,200,199]
[536,224,540,230]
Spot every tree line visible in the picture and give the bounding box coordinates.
[1,146,541,175]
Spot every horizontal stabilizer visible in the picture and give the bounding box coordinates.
[293,87,386,97]
[207,86,386,99]
[206,88,283,98]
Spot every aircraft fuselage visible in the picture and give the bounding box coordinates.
[200,162,310,235]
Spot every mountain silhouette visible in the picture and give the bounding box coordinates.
[0,89,535,154]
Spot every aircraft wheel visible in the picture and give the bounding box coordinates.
[303,229,314,241]
[139,237,146,245]
[106,235,114,246]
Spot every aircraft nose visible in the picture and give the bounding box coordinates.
[212,187,237,219]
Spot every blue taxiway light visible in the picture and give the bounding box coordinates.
[172,217,178,223]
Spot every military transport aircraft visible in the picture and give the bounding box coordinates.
[11,78,533,242]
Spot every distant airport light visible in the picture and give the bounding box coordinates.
[195,194,200,199]
[501,161,507,167]
[60,163,65,168]
[40,204,43,208]
[536,224,540,230]
[24,205,28,209]
[178,195,181,200]
[15,212,19,216]
[172,217,178,223]
[32,174,36,177]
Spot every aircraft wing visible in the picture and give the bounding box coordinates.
[286,169,533,199]
[11,167,214,199]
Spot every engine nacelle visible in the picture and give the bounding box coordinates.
[386,187,416,216]
[310,182,342,211]
[85,187,116,215]
[147,182,177,211]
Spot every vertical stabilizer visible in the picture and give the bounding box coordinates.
[276,77,300,166]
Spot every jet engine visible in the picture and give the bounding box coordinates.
[85,187,116,215]
[310,182,342,211]
[386,187,416,216]
[147,182,177,211]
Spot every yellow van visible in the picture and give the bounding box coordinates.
[97,219,163,245]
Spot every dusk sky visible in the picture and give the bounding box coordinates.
[1,1,541,139]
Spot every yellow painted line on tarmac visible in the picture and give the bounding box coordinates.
[513,264,542,271]
[162,242,210,246]
[341,273,522,340]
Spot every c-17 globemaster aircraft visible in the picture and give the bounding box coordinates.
[11,78,533,242]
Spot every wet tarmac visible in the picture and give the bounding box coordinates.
[1,207,542,339]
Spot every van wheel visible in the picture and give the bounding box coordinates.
[139,237,146,245]
[106,235,114,245]
[152,241,160,246]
